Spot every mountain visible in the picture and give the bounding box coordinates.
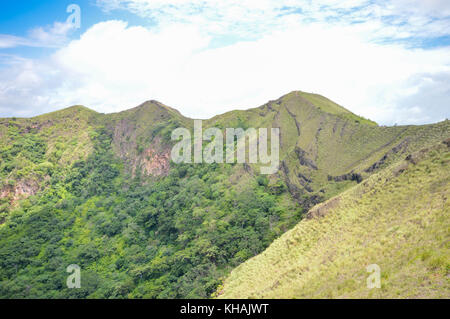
[208,91,449,205]
[0,91,448,298]
[217,141,450,298]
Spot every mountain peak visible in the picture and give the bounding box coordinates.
[281,91,378,126]
[124,100,185,119]
[33,105,98,120]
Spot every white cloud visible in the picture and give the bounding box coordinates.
[0,35,35,49]
[28,21,76,47]
[96,0,450,41]
[0,21,76,49]
[390,0,450,17]
[96,0,376,40]
[1,19,449,125]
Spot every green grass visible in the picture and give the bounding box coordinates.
[1,92,449,299]
[217,142,450,299]
[298,91,378,126]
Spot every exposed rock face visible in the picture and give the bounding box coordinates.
[294,147,318,170]
[136,147,171,177]
[328,172,363,183]
[0,179,39,206]
[111,118,171,177]
[112,118,138,160]
[365,138,409,173]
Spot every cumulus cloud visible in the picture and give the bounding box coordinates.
[0,0,449,124]
[1,19,449,124]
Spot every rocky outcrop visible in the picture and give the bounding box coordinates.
[328,172,363,183]
[0,179,40,206]
[111,119,171,178]
[136,147,171,177]
[294,147,318,170]
[365,138,409,173]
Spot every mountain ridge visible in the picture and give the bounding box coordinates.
[0,91,377,125]
[0,91,448,299]
[217,140,450,299]
[1,91,448,213]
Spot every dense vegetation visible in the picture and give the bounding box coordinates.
[0,127,300,298]
[0,125,48,223]
[0,92,448,299]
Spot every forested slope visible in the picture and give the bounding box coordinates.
[0,92,448,298]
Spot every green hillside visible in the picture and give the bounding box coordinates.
[0,101,299,298]
[217,141,450,298]
[207,91,449,207]
[0,92,449,299]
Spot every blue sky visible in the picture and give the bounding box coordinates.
[0,0,449,124]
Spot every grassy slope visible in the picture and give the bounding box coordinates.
[218,141,450,299]
[207,91,450,206]
[1,93,449,298]
[298,92,377,126]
